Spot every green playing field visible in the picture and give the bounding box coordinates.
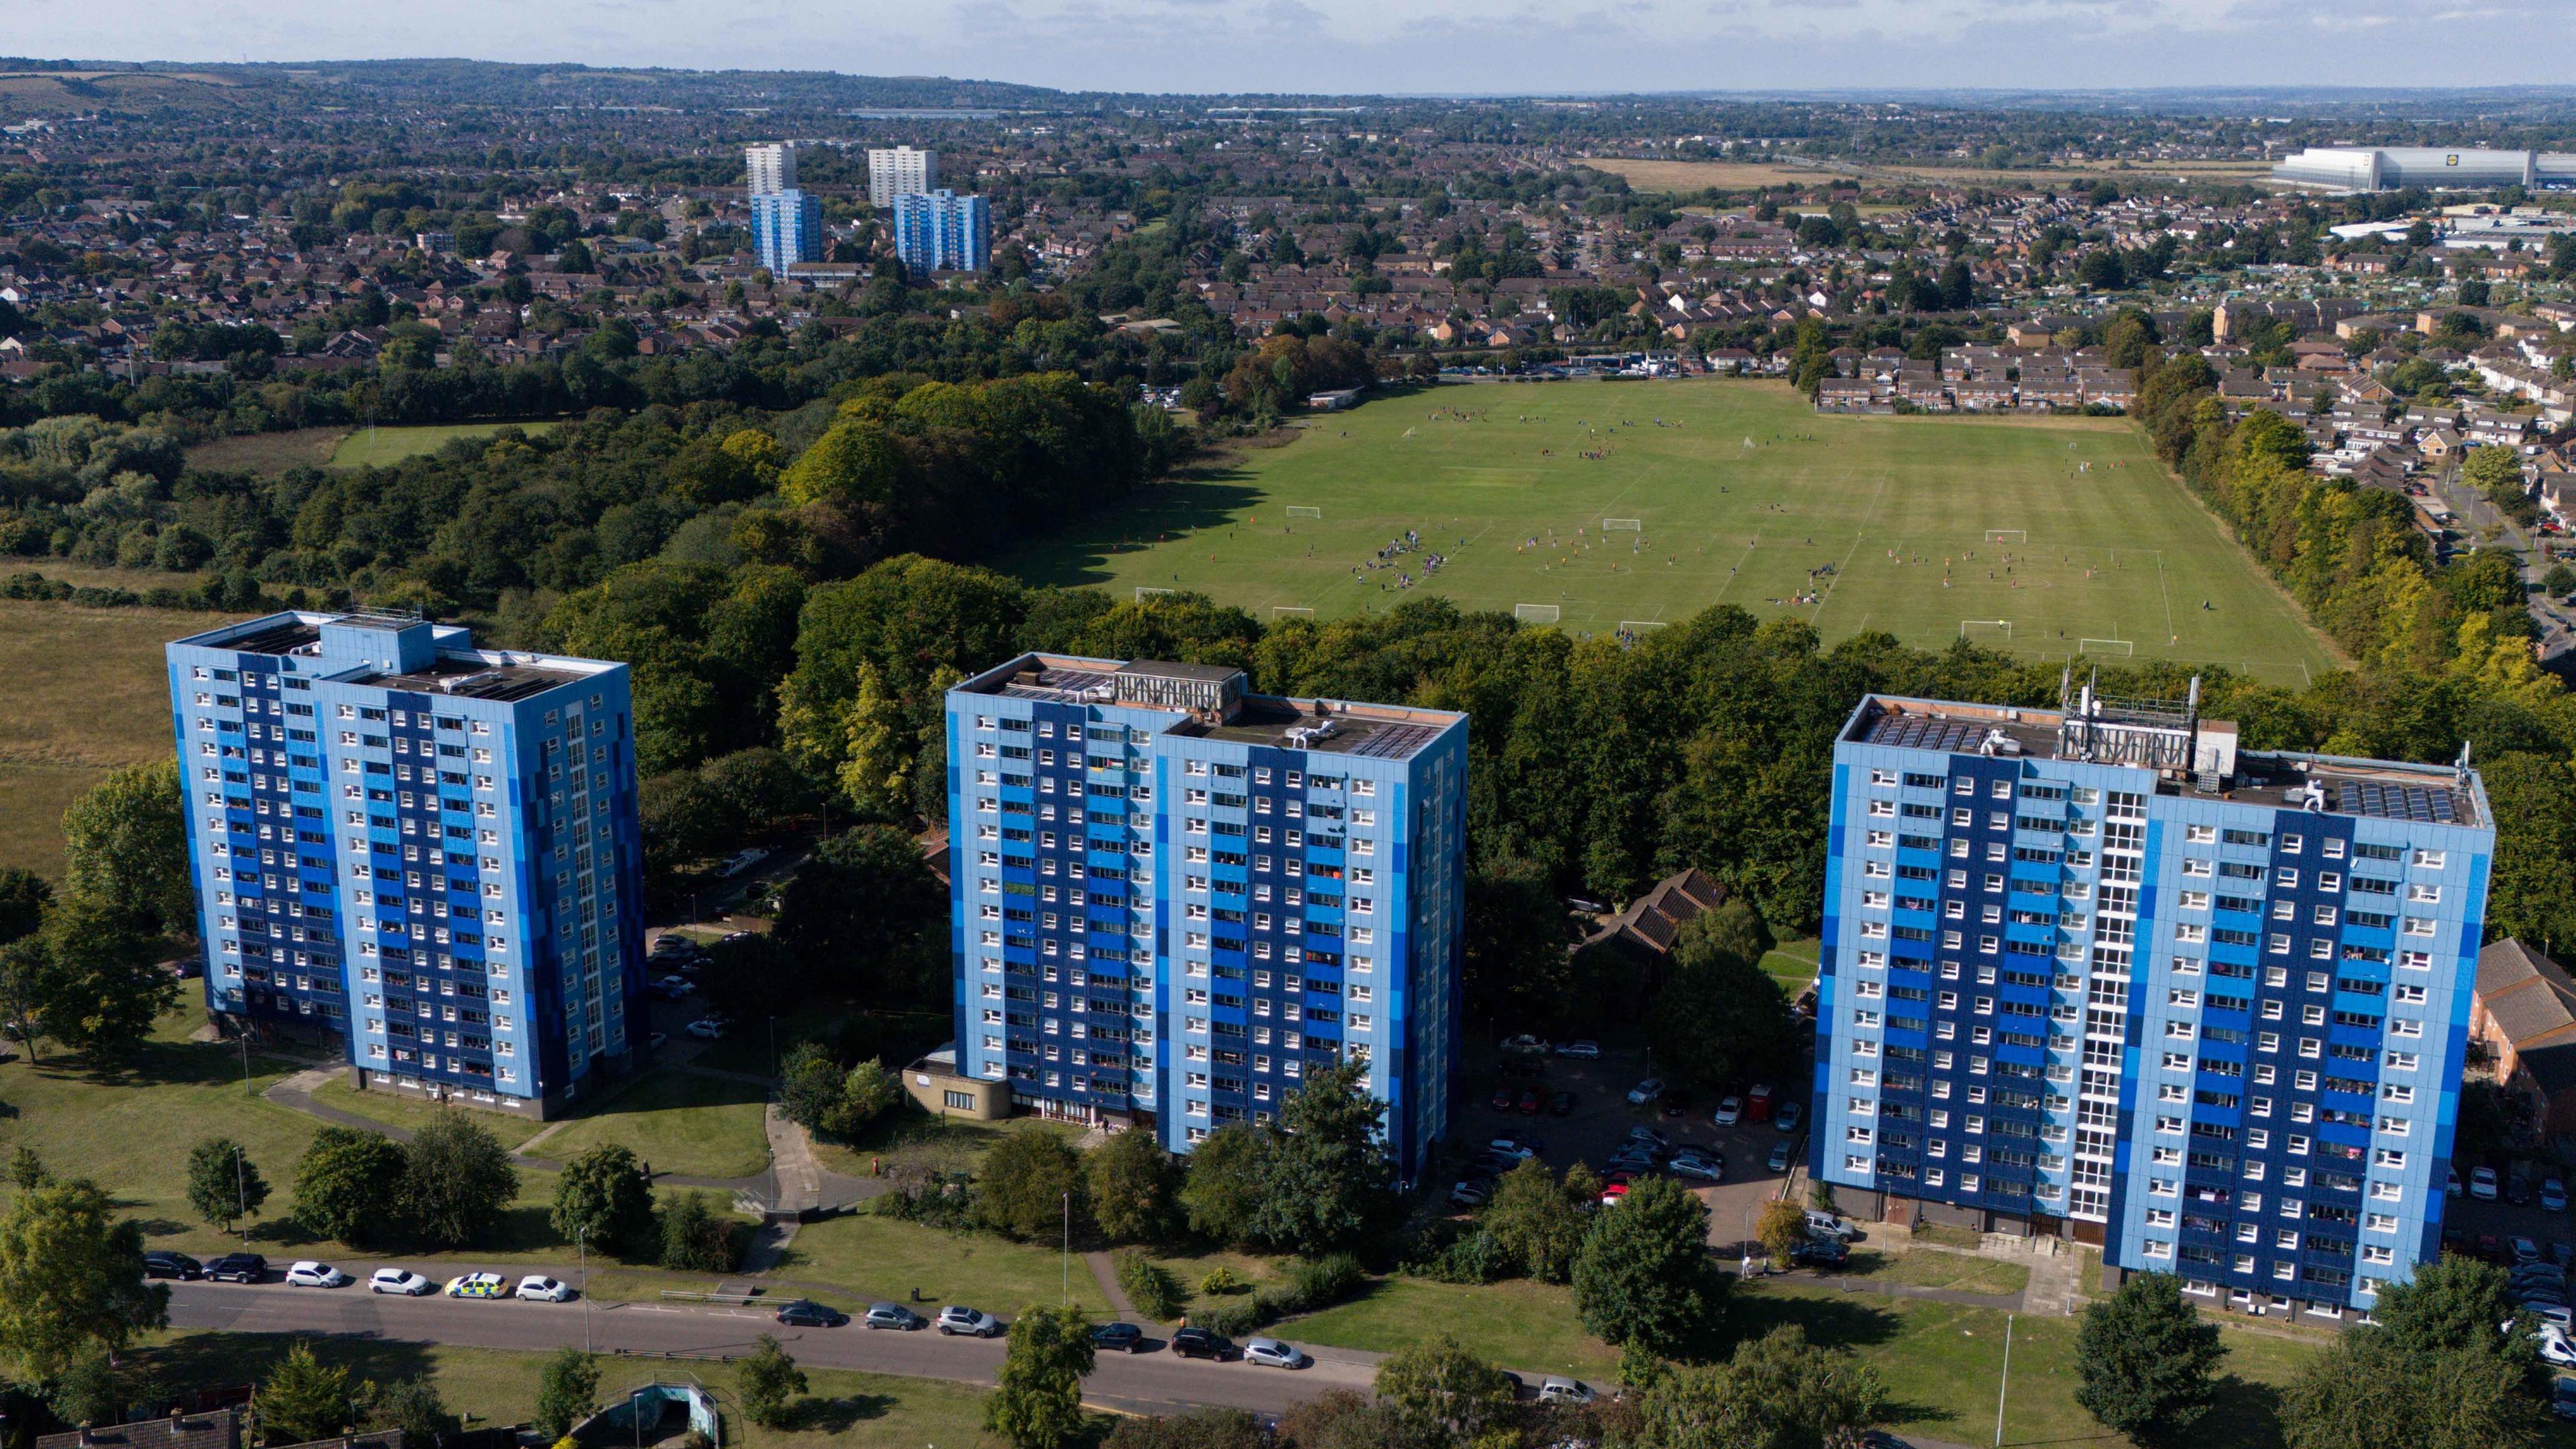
[1002,380,2341,687]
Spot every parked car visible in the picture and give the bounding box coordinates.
[1556,1040,1601,1059]
[1625,1126,1671,1150]
[1450,1179,1494,1209]
[938,1305,1004,1338]
[1790,1238,1851,1269]
[2478,1234,2508,1263]
[517,1275,574,1303]
[1599,1182,1631,1205]
[2447,1168,2464,1197]
[2472,1167,2502,1200]
[286,1261,350,1289]
[1538,1378,1597,1406]
[1767,1140,1795,1173]
[1491,1134,1543,1157]
[2555,1376,2576,1421]
[2538,1304,2576,1333]
[686,1018,729,1040]
[1171,1327,1234,1360]
[863,1303,923,1330]
[650,975,694,1000]
[1626,1078,1664,1106]
[2516,1237,2545,1265]
[1746,1083,1775,1123]
[1490,1085,1517,1112]
[1713,1095,1745,1126]
[1517,1087,1544,1116]
[1776,1100,1805,1134]
[2547,1179,2569,1214]
[369,1269,434,1296]
[1668,1153,1724,1183]
[445,1273,508,1299]
[1092,1321,1146,1352]
[2512,1175,2537,1207]
[718,847,771,877]
[1501,1034,1549,1054]
[205,1253,267,1283]
[775,1299,847,1328]
[1548,1091,1575,1117]
[144,1252,202,1281]
[1244,1338,1308,1369]
[1805,1210,1857,1241]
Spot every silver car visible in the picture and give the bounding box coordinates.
[936,1305,1003,1337]
[1243,1337,1308,1368]
[863,1302,923,1330]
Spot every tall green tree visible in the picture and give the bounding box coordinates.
[357,1376,460,1445]
[975,1126,1087,1242]
[1621,1324,1888,1448]
[2279,1255,2543,1449]
[1086,1126,1182,1246]
[1648,902,1794,1092]
[0,1178,169,1379]
[770,824,946,1006]
[184,1138,270,1233]
[1373,1334,1519,1446]
[400,1112,520,1248]
[737,1334,808,1429]
[0,868,48,946]
[2075,1273,2226,1446]
[1481,1159,1592,1284]
[1571,1174,1725,1358]
[59,759,192,936]
[255,1341,356,1445]
[290,1127,408,1248]
[1249,1059,1395,1257]
[533,1348,599,1439]
[987,1305,1095,1449]
[19,899,178,1058]
[551,1144,657,1258]
[1177,1122,1271,1246]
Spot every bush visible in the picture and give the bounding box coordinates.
[1191,1295,1271,1338]
[1114,1248,1183,1322]
[1281,1252,1364,1311]
[659,1191,741,1272]
[1199,1265,1244,1296]
[1411,1227,1509,1285]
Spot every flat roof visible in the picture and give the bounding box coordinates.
[355,653,591,703]
[1118,659,1238,682]
[1173,696,1454,761]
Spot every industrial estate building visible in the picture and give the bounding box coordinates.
[1814,678,2491,1318]
[166,611,647,1119]
[2273,146,2576,194]
[941,655,1467,1175]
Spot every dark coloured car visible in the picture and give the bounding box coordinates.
[1171,1327,1235,1360]
[205,1252,268,1283]
[775,1299,847,1328]
[1093,1321,1146,1353]
[1490,1086,1516,1112]
[1790,1238,1851,1269]
[1661,1089,1695,1120]
[144,1251,202,1281]
[2479,1234,2508,1263]
[1517,1087,1543,1116]
[1547,1091,1574,1118]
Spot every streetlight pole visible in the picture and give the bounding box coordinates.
[1061,1191,1071,1307]
[578,1228,592,1352]
[233,1146,252,1248]
[1994,1312,2015,1448]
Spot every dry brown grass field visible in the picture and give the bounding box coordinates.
[184,427,352,474]
[1593,154,2278,194]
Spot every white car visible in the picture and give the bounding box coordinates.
[1556,1040,1601,1059]
[1243,1338,1308,1369]
[517,1275,574,1303]
[2472,1166,2502,1200]
[1626,1078,1664,1106]
[2542,1328,2576,1368]
[368,1268,434,1296]
[686,1018,728,1040]
[719,847,771,877]
[284,1260,350,1289]
[937,1305,1003,1338]
[1713,1095,1744,1126]
[1538,1377,1597,1405]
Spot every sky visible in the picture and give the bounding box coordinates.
[21,0,2571,96]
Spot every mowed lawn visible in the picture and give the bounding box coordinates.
[0,599,243,877]
[329,420,557,469]
[1003,380,2337,687]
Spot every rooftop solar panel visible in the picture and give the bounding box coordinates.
[1352,723,1438,759]
[1866,716,1986,753]
[2332,782,2460,824]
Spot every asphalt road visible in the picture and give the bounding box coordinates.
[166,1281,1375,1419]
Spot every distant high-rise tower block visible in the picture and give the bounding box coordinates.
[745,143,796,196]
[867,145,938,209]
[892,190,988,276]
[750,189,824,274]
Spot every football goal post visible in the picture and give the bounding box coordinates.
[2079,638,2135,657]
[1134,586,1175,602]
[1285,506,1324,519]
[1515,603,1562,625]
[1602,517,1643,532]
[1960,619,2012,640]
[1619,620,1668,633]
[1271,605,1315,621]
[1985,529,2027,544]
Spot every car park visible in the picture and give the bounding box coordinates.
[1501,1034,1549,1054]
[1767,1140,1795,1173]
[286,1261,350,1289]
[1625,1126,1671,1150]
[517,1275,574,1302]
[368,1269,434,1295]
[1092,1321,1146,1352]
[1790,1238,1851,1269]
[938,1306,1004,1338]
[1556,1040,1601,1059]
[686,1018,728,1040]
[1243,1338,1308,1368]
[144,1252,202,1281]
[205,1253,267,1283]
[1171,1327,1234,1360]
[1538,1378,1597,1406]
[1775,1100,1805,1134]
[2473,1167,2502,1200]
[775,1299,847,1328]
[446,1273,508,1299]
[2516,1237,2544,1264]
[1517,1087,1543,1116]
[863,1303,924,1330]
[1627,1078,1664,1106]
[1713,1096,1744,1126]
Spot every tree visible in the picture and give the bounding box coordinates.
[1648,903,1795,1092]
[256,1342,355,1444]
[769,825,945,1006]
[2279,1256,2542,1449]
[551,1144,657,1258]
[1102,1407,1267,1449]
[534,1348,599,1439]
[184,1138,270,1233]
[59,760,191,936]
[2075,1273,2226,1446]
[396,1104,515,1247]
[1622,1324,1888,1448]
[1086,1126,1182,1245]
[737,1334,807,1429]
[987,1305,1095,1449]
[1177,1122,1272,1245]
[1463,851,1575,1028]
[0,868,48,945]
[1756,1199,1809,1264]
[976,1126,1087,1242]
[19,899,178,1058]
[0,1178,169,1379]
[659,1191,739,1273]
[1373,1334,1518,1446]
[290,1127,407,1248]
[358,1377,460,1446]
[1482,1159,1591,1284]
[1572,1174,1725,1358]
[779,1043,906,1141]
[1250,1059,1395,1256]
[50,1343,126,1430]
